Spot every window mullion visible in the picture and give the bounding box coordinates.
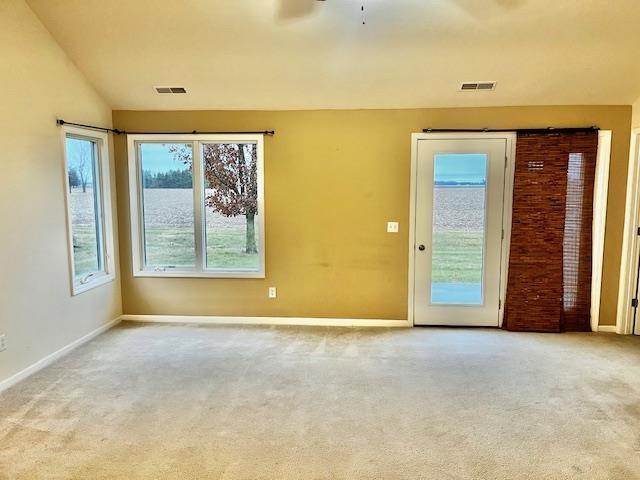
[192,141,205,272]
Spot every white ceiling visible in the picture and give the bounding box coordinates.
[27,0,640,111]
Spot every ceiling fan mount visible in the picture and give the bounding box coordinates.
[277,0,367,23]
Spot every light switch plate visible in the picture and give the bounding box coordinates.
[0,334,5,352]
[387,222,399,233]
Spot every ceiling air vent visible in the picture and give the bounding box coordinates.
[155,86,187,94]
[460,81,496,92]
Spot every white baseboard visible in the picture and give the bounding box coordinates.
[597,325,617,333]
[121,314,410,328]
[0,316,122,394]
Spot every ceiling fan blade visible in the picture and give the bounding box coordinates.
[277,0,322,19]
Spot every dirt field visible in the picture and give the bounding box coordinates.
[433,186,486,231]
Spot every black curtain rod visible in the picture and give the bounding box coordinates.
[422,126,599,134]
[56,119,275,136]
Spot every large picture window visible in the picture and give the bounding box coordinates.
[128,134,265,278]
[63,126,116,294]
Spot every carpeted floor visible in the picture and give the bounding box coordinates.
[1,322,640,479]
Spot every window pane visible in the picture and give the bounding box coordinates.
[202,143,260,271]
[66,137,103,281]
[431,153,487,305]
[139,143,195,268]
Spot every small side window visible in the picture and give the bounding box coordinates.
[63,127,115,294]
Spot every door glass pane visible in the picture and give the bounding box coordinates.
[201,143,260,271]
[431,153,487,304]
[139,143,195,268]
[66,136,103,281]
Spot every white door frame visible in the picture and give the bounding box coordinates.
[616,128,640,334]
[592,130,612,332]
[407,132,517,327]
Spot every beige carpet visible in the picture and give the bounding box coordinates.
[1,323,640,479]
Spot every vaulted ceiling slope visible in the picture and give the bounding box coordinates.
[27,0,640,111]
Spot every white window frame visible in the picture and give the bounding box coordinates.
[127,134,266,279]
[62,126,116,295]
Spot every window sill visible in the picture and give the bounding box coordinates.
[72,273,116,296]
[132,269,265,279]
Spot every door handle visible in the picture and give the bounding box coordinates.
[418,244,426,251]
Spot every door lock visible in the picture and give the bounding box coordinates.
[418,244,426,251]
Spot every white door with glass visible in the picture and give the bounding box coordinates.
[413,137,507,326]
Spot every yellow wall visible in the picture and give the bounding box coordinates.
[113,106,631,325]
[633,98,640,128]
[0,0,121,384]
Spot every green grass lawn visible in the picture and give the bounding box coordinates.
[431,230,484,284]
[204,227,259,269]
[144,225,259,270]
[76,224,481,280]
[139,226,480,280]
[72,225,100,279]
[144,227,195,267]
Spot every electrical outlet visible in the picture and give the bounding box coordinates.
[268,287,277,299]
[0,334,5,352]
[387,221,399,233]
